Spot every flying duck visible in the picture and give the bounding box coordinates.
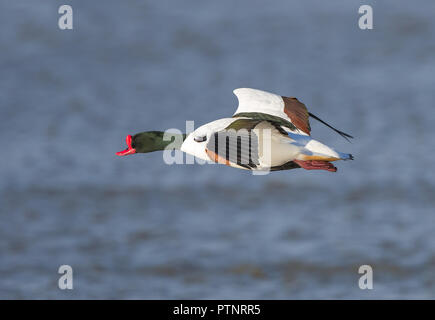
[116,88,353,172]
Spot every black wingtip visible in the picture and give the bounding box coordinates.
[308,112,354,142]
[336,130,354,143]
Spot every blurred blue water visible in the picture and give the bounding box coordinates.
[1,0,435,298]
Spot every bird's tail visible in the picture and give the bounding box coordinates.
[298,139,354,162]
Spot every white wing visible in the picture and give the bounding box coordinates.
[232,88,311,135]
[233,88,289,122]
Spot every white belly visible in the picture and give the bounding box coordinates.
[254,122,302,168]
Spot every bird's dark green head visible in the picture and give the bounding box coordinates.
[116,131,186,156]
[132,131,175,153]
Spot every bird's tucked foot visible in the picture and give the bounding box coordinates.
[294,160,337,172]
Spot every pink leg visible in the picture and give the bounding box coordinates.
[294,160,337,172]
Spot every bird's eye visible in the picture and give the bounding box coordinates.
[194,135,207,142]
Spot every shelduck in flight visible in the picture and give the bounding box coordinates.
[116,88,354,172]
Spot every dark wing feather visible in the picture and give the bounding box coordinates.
[282,96,311,135]
[308,112,354,142]
[205,119,261,169]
